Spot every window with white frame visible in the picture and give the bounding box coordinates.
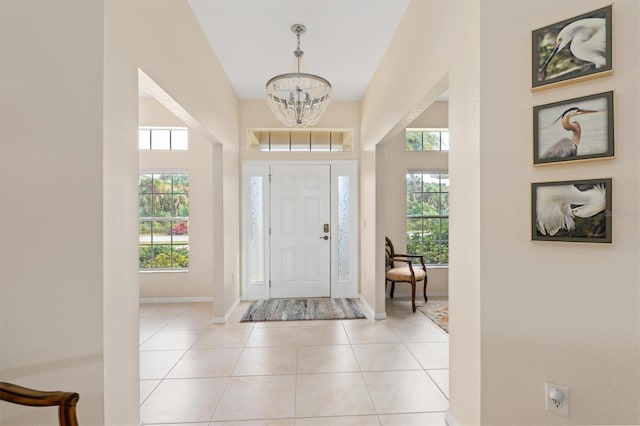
[406,128,449,151]
[247,129,353,152]
[139,127,188,150]
[406,172,449,265]
[138,172,189,270]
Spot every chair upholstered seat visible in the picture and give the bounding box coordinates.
[386,266,426,282]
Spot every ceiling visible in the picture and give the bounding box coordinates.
[187,0,411,101]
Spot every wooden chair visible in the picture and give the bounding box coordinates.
[385,237,428,312]
[0,382,79,426]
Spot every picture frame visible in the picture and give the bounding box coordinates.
[532,5,612,90]
[532,178,612,243]
[533,91,614,165]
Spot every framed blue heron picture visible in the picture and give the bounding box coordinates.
[532,5,612,90]
[532,178,612,243]
[533,91,614,165]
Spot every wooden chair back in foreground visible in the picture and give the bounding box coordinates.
[385,237,428,312]
[0,382,79,426]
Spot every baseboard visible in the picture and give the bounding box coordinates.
[139,296,213,304]
[445,410,460,426]
[374,312,387,320]
[357,294,386,320]
[211,297,240,324]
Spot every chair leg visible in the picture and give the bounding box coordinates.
[411,280,416,312]
[423,279,428,302]
[390,282,395,299]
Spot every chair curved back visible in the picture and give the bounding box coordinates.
[385,237,395,270]
[0,382,79,426]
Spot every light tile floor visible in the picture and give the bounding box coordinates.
[140,298,449,426]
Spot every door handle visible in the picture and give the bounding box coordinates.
[320,235,329,240]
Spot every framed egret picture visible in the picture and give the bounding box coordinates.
[532,5,612,90]
[531,178,612,243]
[533,91,614,165]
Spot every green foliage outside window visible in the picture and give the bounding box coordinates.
[406,173,449,265]
[139,245,189,269]
[406,129,449,151]
[139,173,190,270]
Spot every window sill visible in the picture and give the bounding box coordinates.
[139,269,189,274]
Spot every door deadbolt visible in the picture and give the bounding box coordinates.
[323,224,329,233]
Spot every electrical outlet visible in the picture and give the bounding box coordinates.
[545,382,569,417]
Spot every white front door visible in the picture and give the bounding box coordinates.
[270,164,331,298]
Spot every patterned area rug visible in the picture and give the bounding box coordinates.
[241,298,366,322]
[417,299,449,334]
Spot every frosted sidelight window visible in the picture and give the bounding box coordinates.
[250,176,264,283]
[337,176,350,281]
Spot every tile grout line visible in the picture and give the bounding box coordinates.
[425,369,450,401]
[141,300,449,424]
[343,323,381,420]
[293,326,300,419]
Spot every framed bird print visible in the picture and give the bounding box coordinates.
[532,5,612,90]
[532,178,612,243]
[533,91,614,165]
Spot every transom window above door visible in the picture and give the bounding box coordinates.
[247,129,352,152]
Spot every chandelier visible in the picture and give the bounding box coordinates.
[265,24,332,128]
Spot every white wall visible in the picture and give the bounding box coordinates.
[363,0,640,424]
[476,1,639,423]
[360,1,450,149]
[104,2,240,422]
[448,1,482,422]
[0,1,240,425]
[138,97,215,299]
[380,101,449,297]
[360,0,451,317]
[0,1,106,425]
